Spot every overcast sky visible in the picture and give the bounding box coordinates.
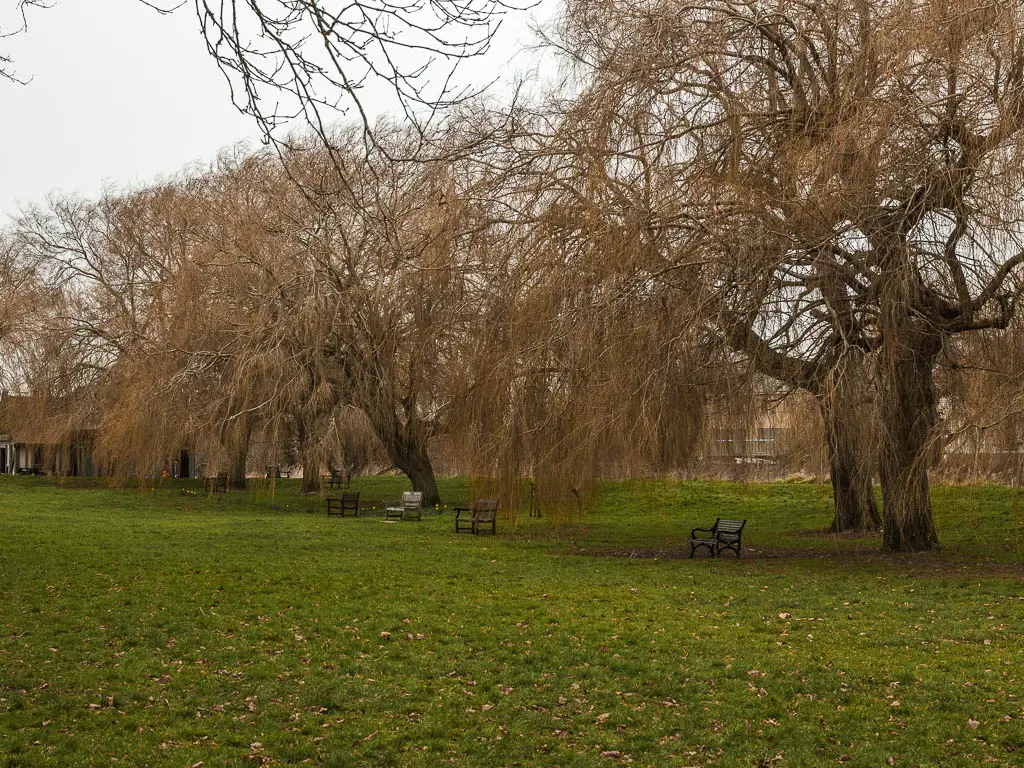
[1,1,553,221]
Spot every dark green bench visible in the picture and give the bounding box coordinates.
[690,518,746,558]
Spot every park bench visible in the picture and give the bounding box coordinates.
[265,466,291,479]
[205,472,228,493]
[385,491,423,521]
[454,498,498,535]
[327,492,360,517]
[690,518,746,558]
[327,468,350,490]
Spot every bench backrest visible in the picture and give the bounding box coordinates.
[714,518,746,535]
[402,491,423,509]
[340,492,359,509]
[474,498,498,521]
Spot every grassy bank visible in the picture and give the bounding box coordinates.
[1,477,1022,766]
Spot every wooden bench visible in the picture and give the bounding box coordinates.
[385,491,423,521]
[454,498,498,535]
[265,466,291,479]
[327,469,350,490]
[690,518,746,558]
[327,492,359,517]
[204,472,228,493]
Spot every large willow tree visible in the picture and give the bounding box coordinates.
[553,0,1024,550]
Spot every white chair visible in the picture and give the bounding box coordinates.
[385,491,423,521]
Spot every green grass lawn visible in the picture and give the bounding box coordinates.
[1,476,1022,766]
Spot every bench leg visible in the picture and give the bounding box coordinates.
[690,542,715,558]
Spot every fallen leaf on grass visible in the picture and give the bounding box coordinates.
[967,718,980,729]
[356,730,378,745]
[595,713,610,724]
[600,751,629,761]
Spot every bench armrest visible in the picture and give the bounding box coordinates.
[691,527,715,537]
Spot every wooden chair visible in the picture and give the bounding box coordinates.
[383,493,404,520]
[389,493,421,524]
[204,472,228,493]
[327,492,360,517]
[454,498,498,535]
[327,468,351,490]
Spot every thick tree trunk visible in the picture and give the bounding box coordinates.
[402,447,441,507]
[876,325,941,552]
[362,378,441,505]
[819,355,880,533]
[823,403,881,532]
[379,419,441,506]
[301,456,322,494]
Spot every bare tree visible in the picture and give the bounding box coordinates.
[192,0,527,151]
[1,1,48,84]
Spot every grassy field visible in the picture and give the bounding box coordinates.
[1,476,1022,767]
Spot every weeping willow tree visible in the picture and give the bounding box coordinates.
[419,96,734,522]
[440,18,876,529]
[536,0,1024,550]
[9,184,195,476]
[7,153,284,483]
[251,126,508,505]
[0,233,46,391]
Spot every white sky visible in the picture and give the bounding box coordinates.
[0,0,555,221]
